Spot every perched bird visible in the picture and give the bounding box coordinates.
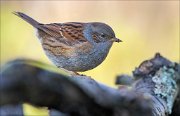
[14,12,122,75]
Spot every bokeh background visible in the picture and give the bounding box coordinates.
[1,1,179,89]
[1,1,179,115]
[1,1,179,86]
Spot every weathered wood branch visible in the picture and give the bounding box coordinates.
[0,53,179,116]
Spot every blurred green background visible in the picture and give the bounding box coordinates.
[1,1,179,87]
[0,1,179,115]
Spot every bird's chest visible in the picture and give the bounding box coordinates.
[70,42,112,71]
[91,43,112,61]
[44,41,112,71]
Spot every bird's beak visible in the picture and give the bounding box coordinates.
[111,38,122,43]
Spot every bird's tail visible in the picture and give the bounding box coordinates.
[13,12,41,28]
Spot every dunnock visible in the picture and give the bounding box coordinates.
[14,12,122,75]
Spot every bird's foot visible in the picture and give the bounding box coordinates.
[71,72,87,77]
[58,67,89,77]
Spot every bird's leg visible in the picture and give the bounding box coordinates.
[71,72,87,76]
[60,68,81,76]
[71,71,81,76]
[71,72,89,77]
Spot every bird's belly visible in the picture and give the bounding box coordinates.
[46,51,107,72]
[44,42,112,72]
[45,47,110,72]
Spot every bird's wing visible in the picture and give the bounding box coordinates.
[39,22,88,46]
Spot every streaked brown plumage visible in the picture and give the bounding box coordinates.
[14,12,122,75]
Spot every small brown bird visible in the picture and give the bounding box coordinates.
[14,12,122,75]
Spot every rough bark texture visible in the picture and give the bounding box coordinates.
[0,53,179,116]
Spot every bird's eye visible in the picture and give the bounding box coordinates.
[100,33,106,38]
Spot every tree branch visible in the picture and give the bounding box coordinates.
[0,53,179,116]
